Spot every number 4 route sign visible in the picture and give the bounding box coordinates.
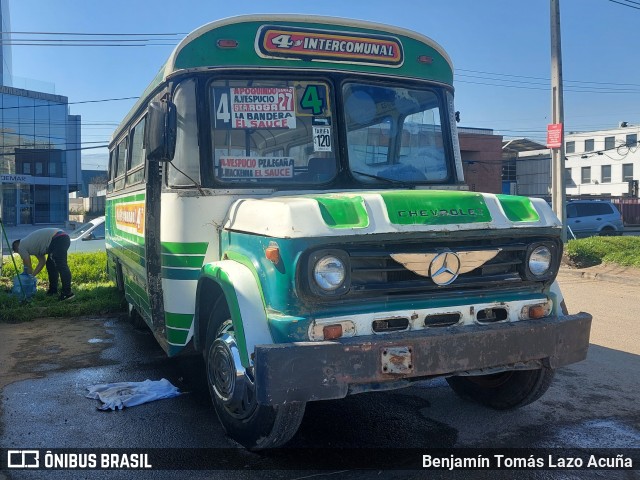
[547,123,563,149]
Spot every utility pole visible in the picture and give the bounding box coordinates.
[550,0,567,242]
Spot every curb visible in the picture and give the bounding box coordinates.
[558,268,640,286]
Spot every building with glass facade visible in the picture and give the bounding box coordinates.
[0,0,82,226]
[0,87,81,225]
[0,0,12,87]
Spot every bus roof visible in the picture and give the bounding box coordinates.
[112,14,454,143]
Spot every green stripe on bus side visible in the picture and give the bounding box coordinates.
[162,267,201,280]
[161,254,206,268]
[166,327,190,346]
[125,276,150,308]
[161,242,208,255]
[107,240,145,268]
[112,229,144,246]
[124,275,151,317]
[165,312,194,329]
[107,237,144,256]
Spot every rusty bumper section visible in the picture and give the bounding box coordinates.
[254,313,592,405]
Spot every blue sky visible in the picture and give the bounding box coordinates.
[7,0,640,169]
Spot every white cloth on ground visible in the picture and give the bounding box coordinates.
[86,378,181,411]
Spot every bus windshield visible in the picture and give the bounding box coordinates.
[344,83,448,184]
[210,77,450,187]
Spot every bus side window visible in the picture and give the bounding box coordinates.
[114,137,128,191]
[168,79,200,187]
[127,116,146,186]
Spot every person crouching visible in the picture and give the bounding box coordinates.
[12,229,74,301]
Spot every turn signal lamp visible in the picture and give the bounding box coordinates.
[265,244,280,264]
[323,324,343,340]
[528,305,547,319]
[521,302,551,320]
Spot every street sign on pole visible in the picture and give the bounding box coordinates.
[547,123,563,149]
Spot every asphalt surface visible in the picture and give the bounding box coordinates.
[1,269,639,479]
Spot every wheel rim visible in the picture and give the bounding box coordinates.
[207,322,257,420]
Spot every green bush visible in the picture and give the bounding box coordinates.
[565,236,640,268]
[1,251,109,283]
[0,251,125,322]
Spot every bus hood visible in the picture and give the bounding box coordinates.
[224,190,561,238]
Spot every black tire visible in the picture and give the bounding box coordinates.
[115,261,125,292]
[599,227,615,236]
[446,367,555,410]
[204,299,305,450]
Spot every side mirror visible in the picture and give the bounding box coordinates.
[146,100,177,162]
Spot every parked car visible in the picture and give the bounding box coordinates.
[566,200,624,238]
[68,216,105,253]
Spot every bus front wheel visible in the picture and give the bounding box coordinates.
[204,301,305,450]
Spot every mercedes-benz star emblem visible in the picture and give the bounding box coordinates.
[429,252,461,286]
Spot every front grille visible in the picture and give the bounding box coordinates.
[299,236,560,302]
[349,244,525,296]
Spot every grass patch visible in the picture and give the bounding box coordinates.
[565,236,640,268]
[1,251,126,322]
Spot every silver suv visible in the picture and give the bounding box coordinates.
[566,200,624,238]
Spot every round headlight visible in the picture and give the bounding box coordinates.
[529,246,552,276]
[313,256,346,291]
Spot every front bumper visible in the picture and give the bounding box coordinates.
[254,313,592,405]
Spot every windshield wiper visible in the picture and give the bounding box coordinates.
[352,171,415,189]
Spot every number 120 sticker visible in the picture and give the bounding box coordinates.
[313,126,332,152]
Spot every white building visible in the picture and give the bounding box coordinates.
[564,124,639,197]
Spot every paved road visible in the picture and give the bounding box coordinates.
[0,270,639,479]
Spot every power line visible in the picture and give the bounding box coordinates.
[457,77,640,94]
[458,73,640,93]
[0,141,109,149]
[458,68,640,88]
[608,0,640,10]
[2,42,176,47]
[3,31,186,36]
[0,144,108,156]
[0,96,138,110]
[1,38,179,43]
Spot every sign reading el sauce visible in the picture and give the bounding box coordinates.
[219,157,294,179]
[256,25,403,67]
[115,202,145,236]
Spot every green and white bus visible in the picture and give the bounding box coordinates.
[106,14,592,449]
